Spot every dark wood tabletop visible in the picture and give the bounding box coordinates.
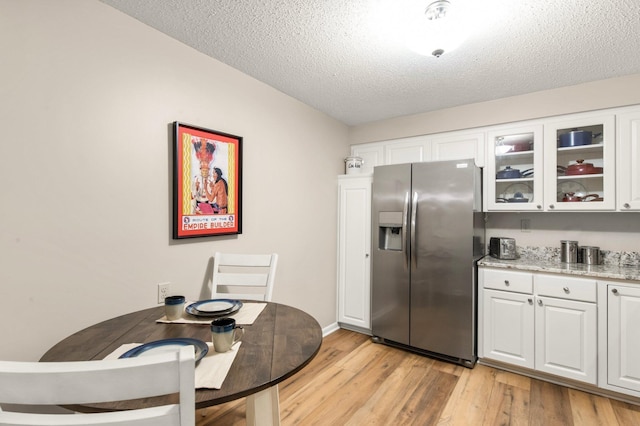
[40,302,323,411]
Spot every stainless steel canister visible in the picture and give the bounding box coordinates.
[581,246,601,265]
[560,240,578,263]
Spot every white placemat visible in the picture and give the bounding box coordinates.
[156,302,266,325]
[103,342,240,389]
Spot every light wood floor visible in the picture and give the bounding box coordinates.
[196,328,640,425]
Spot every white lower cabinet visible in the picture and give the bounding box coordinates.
[534,295,597,384]
[336,175,372,331]
[483,288,534,368]
[602,282,640,394]
[480,268,597,385]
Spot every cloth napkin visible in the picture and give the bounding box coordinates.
[156,302,266,326]
[103,342,240,389]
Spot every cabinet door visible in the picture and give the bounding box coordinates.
[351,143,383,174]
[544,113,616,211]
[607,284,640,392]
[482,289,534,368]
[486,124,544,211]
[617,109,640,210]
[337,176,371,330]
[384,136,431,165]
[535,296,597,384]
[430,131,485,167]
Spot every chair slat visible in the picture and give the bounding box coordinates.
[0,347,195,425]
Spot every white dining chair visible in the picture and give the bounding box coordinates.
[211,252,278,301]
[0,346,195,426]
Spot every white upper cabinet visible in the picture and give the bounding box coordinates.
[350,104,637,213]
[383,135,431,165]
[543,112,616,211]
[429,130,485,167]
[485,124,544,211]
[351,143,383,174]
[616,108,640,211]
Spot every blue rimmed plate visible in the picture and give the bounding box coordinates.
[186,299,242,318]
[119,338,208,362]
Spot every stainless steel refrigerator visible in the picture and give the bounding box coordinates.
[371,159,485,367]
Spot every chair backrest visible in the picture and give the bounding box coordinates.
[0,346,195,426]
[211,252,278,301]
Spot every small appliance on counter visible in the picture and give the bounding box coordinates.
[489,237,517,259]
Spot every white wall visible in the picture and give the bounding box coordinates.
[486,213,640,253]
[349,74,640,145]
[0,0,348,360]
[349,76,640,254]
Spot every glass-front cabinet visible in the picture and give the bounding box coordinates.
[486,124,544,211]
[543,113,616,211]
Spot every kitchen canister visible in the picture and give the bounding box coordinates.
[344,156,364,174]
[560,240,578,263]
[581,246,601,265]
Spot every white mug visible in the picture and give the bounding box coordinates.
[210,318,244,353]
[164,295,185,321]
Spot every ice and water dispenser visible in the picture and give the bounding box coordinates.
[378,211,403,251]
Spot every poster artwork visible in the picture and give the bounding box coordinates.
[173,122,242,238]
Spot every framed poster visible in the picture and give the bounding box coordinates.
[173,122,242,239]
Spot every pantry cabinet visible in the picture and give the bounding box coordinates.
[479,268,597,384]
[616,109,640,211]
[336,174,372,332]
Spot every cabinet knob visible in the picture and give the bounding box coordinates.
[549,204,555,209]
[537,299,543,306]
[365,253,370,258]
[504,280,510,286]
[528,298,533,304]
[563,287,570,293]
[612,288,619,294]
[624,203,631,209]
[537,205,542,210]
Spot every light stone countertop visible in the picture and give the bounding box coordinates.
[478,246,640,282]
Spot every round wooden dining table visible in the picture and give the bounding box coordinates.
[40,301,323,425]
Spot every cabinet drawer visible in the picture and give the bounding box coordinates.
[482,269,533,294]
[534,274,596,302]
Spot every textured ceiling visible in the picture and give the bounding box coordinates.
[99,0,640,125]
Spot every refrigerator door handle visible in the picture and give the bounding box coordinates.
[402,191,410,270]
[411,191,418,268]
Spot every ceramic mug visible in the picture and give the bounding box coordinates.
[164,295,185,321]
[211,318,244,353]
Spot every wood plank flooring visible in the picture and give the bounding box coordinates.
[196,329,640,425]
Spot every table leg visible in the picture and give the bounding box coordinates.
[245,385,280,426]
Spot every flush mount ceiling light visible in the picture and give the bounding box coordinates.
[406,0,470,57]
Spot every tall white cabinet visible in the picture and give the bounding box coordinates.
[336,174,372,332]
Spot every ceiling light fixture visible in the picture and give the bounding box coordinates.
[406,0,469,58]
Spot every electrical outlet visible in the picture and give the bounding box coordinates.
[157,282,171,304]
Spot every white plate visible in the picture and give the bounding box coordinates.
[194,300,235,313]
[185,299,243,318]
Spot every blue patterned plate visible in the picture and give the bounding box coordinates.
[119,338,208,362]
[186,299,242,318]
